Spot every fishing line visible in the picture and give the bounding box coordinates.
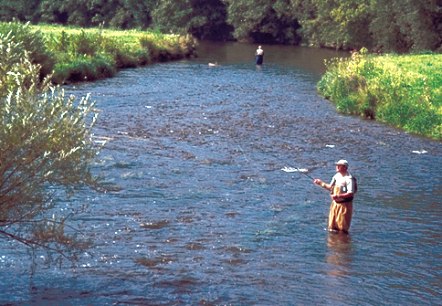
[281,166,314,180]
[273,151,315,180]
[237,144,250,164]
[238,146,315,182]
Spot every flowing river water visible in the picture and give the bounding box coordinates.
[1,42,441,305]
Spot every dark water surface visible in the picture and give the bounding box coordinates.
[1,42,441,305]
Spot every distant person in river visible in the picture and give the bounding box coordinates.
[255,46,264,65]
[313,160,356,234]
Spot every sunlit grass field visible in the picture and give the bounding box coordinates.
[317,50,442,140]
[377,54,442,107]
[31,23,185,50]
[24,23,196,84]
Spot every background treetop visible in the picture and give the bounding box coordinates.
[0,0,440,52]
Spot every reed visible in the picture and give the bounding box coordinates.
[317,49,442,140]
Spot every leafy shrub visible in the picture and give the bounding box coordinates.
[0,32,27,95]
[0,22,54,79]
[70,30,102,56]
[0,33,100,254]
[113,47,139,68]
[53,54,116,83]
[134,49,151,65]
[139,35,155,51]
[317,50,442,139]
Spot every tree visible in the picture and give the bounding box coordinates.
[38,0,155,29]
[0,0,40,23]
[0,25,101,257]
[76,0,144,29]
[226,0,301,44]
[290,0,372,50]
[370,0,441,52]
[188,0,233,41]
[39,0,71,24]
[1,0,441,52]
[152,0,232,40]
[107,0,154,29]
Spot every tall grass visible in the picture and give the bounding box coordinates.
[38,24,197,84]
[317,49,442,140]
[0,22,197,84]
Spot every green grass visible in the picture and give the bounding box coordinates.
[32,24,181,49]
[317,50,442,140]
[25,23,196,84]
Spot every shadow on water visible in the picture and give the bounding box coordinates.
[196,41,348,76]
[1,42,441,305]
[267,45,345,75]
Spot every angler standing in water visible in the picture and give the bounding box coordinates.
[313,160,356,234]
[255,45,264,65]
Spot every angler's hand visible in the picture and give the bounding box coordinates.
[314,179,328,189]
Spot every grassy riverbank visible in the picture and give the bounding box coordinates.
[317,50,442,140]
[0,22,196,84]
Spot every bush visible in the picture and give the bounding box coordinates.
[70,30,102,56]
[317,50,442,140]
[113,47,139,68]
[0,33,101,256]
[135,49,151,65]
[0,22,55,79]
[52,54,116,83]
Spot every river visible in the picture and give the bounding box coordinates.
[1,42,441,305]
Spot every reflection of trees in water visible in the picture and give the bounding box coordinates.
[326,233,353,277]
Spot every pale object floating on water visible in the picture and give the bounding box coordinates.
[412,150,428,154]
[281,166,308,173]
[325,144,335,148]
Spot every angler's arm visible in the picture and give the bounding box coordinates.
[313,179,331,191]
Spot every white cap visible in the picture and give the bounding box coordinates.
[335,159,349,167]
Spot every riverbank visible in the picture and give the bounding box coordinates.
[317,49,442,140]
[0,22,196,84]
[40,24,197,84]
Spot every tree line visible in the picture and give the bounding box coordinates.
[0,0,440,53]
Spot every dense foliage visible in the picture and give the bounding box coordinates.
[0,27,100,255]
[0,0,440,52]
[0,22,54,78]
[151,0,232,41]
[317,50,442,140]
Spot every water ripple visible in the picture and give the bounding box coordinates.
[1,48,441,305]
